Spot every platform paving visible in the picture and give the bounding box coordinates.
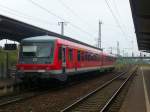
[119,66,150,112]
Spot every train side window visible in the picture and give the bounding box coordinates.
[89,53,91,61]
[97,55,99,61]
[95,54,97,61]
[99,55,101,61]
[68,49,73,61]
[58,47,62,60]
[92,55,94,61]
[88,53,90,61]
[99,56,100,61]
[93,54,95,61]
[95,54,98,61]
[85,52,88,61]
[81,52,84,61]
[78,50,81,61]
[90,53,92,61]
[87,53,89,61]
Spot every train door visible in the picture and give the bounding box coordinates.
[62,46,66,73]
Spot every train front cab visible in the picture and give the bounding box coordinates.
[16,36,61,80]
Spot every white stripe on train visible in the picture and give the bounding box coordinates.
[18,65,114,74]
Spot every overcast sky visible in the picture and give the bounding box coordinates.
[0,0,143,56]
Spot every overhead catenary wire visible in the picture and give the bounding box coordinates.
[26,0,96,39]
[57,0,96,32]
[113,0,135,36]
[57,0,131,48]
[26,0,65,21]
[0,4,58,26]
[104,0,130,42]
[0,1,96,41]
[111,0,130,34]
[69,23,95,37]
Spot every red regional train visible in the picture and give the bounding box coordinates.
[16,35,116,81]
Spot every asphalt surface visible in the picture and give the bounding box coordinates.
[119,66,150,112]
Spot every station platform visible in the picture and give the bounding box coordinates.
[119,66,150,112]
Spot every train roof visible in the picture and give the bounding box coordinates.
[21,35,103,52]
[22,35,116,58]
[22,35,57,42]
[22,35,101,53]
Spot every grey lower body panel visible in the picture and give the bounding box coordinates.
[16,65,114,81]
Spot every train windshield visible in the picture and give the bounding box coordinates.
[22,44,51,58]
[20,42,54,64]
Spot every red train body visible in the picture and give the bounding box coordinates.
[16,35,116,81]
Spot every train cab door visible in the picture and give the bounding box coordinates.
[62,46,66,73]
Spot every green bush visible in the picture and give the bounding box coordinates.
[0,48,18,68]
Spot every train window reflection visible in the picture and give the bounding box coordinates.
[22,44,53,58]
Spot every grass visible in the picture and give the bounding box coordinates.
[0,48,18,68]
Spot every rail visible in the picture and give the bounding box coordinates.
[60,67,137,112]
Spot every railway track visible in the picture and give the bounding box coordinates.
[0,69,129,108]
[0,92,36,107]
[61,67,137,112]
[0,71,121,107]
[0,81,76,107]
